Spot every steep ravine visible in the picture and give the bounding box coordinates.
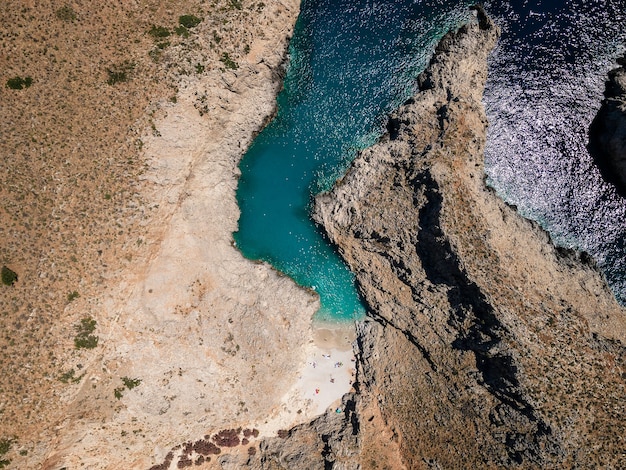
[229,7,626,469]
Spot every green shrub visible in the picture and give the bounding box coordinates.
[122,377,142,389]
[115,377,142,399]
[74,317,99,349]
[220,53,238,70]
[0,439,10,455]
[59,369,83,384]
[148,25,170,38]
[0,438,11,469]
[106,61,134,85]
[174,25,189,37]
[56,5,76,21]
[6,76,32,90]
[67,291,80,302]
[179,15,202,28]
[1,266,17,286]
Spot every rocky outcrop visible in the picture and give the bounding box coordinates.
[241,7,626,469]
[589,53,626,195]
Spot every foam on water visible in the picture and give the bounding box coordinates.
[483,0,626,302]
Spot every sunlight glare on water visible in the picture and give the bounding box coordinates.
[235,0,626,323]
[234,0,473,322]
[483,0,626,302]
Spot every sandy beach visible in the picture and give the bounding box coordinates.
[257,322,357,434]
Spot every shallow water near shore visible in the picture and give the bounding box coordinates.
[235,0,626,321]
[235,0,473,322]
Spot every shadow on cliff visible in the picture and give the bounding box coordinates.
[588,109,626,199]
[411,170,555,463]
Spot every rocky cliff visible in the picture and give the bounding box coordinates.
[590,53,626,196]
[231,7,626,469]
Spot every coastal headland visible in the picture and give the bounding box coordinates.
[1,2,626,469]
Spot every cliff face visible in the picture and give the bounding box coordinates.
[309,8,626,468]
[590,54,626,195]
[127,8,626,470]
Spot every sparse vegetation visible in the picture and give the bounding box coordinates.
[6,76,32,90]
[55,5,76,21]
[73,317,98,349]
[115,376,142,399]
[59,369,83,384]
[1,267,18,286]
[212,428,240,447]
[67,291,80,302]
[174,25,189,37]
[178,15,202,29]
[148,25,171,39]
[220,52,238,70]
[0,438,12,468]
[122,376,142,389]
[106,61,134,85]
[0,0,304,463]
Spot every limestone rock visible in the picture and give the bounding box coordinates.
[265,6,626,468]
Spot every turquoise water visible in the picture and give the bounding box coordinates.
[234,0,473,322]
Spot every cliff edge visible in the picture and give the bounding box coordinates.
[314,7,626,468]
[589,53,626,195]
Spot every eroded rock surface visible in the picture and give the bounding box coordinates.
[241,8,626,469]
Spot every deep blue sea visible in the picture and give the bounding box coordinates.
[234,0,626,322]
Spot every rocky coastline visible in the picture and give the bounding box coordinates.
[589,52,626,196]
[4,3,626,469]
[234,7,626,469]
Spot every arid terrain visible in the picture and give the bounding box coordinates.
[3,2,626,469]
[1,1,355,468]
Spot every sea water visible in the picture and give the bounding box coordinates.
[482,0,626,302]
[234,0,474,322]
[235,0,626,322]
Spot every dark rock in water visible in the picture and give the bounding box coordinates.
[241,9,626,469]
[589,53,626,196]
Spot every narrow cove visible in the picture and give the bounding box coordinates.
[234,0,473,322]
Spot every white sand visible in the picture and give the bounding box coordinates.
[258,323,357,434]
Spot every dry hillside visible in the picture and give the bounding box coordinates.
[0,0,294,464]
